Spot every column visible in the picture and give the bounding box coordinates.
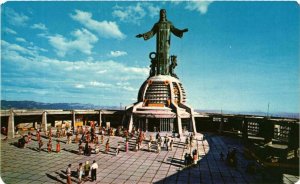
[128,115,134,132]
[99,110,102,128]
[177,116,183,135]
[42,111,47,132]
[7,110,15,139]
[72,111,76,130]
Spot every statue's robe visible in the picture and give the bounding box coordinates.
[142,20,186,75]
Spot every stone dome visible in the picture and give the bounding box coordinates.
[138,75,186,107]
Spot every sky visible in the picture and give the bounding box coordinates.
[1,1,299,113]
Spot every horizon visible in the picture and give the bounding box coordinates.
[1,1,299,114]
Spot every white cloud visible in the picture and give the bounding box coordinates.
[75,84,85,88]
[2,40,149,105]
[112,3,146,24]
[16,37,26,43]
[70,10,125,39]
[4,8,29,26]
[146,3,160,18]
[97,70,107,74]
[89,81,112,88]
[4,28,17,35]
[47,28,98,57]
[2,40,36,56]
[109,50,127,57]
[112,3,160,24]
[185,1,213,14]
[31,23,47,30]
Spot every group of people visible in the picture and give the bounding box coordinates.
[66,160,99,184]
[184,149,199,167]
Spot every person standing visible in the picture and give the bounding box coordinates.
[105,139,110,153]
[157,143,161,153]
[77,163,83,184]
[56,140,61,153]
[84,142,89,156]
[148,142,151,152]
[116,144,120,156]
[66,164,72,184]
[38,139,43,152]
[170,139,173,151]
[84,161,90,180]
[47,139,52,153]
[90,160,98,182]
[193,149,198,165]
[36,130,40,142]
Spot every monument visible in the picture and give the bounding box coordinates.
[124,9,196,135]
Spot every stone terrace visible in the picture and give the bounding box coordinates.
[0,130,298,184]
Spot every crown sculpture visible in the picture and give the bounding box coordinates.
[124,9,196,135]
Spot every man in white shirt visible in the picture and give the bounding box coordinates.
[90,160,98,181]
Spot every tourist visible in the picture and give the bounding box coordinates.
[66,164,72,184]
[86,132,90,143]
[189,154,193,166]
[116,143,120,156]
[88,145,92,156]
[193,149,198,165]
[84,161,90,180]
[56,128,61,138]
[27,131,32,143]
[47,139,52,153]
[67,132,72,144]
[185,137,190,149]
[90,160,98,182]
[157,142,161,153]
[56,140,61,153]
[170,140,173,151]
[78,143,83,155]
[148,142,151,152]
[84,142,89,155]
[77,163,83,183]
[105,139,110,153]
[165,135,169,151]
[156,132,160,140]
[38,139,43,152]
[184,153,189,167]
[36,130,40,142]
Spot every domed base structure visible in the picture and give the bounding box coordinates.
[124,75,196,135]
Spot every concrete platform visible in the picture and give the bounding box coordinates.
[0,129,298,184]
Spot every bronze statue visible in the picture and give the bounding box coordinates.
[136,9,188,75]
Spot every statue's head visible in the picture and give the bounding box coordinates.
[160,9,166,21]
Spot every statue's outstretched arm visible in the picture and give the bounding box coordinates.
[136,24,157,40]
[171,24,188,38]
[136,34,143,38]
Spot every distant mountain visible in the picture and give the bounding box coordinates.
[0,100,119,110]
[1,100,298,119]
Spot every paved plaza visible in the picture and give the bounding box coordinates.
[1,129,299,184]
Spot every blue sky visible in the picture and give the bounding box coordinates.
[1,1,299,113]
